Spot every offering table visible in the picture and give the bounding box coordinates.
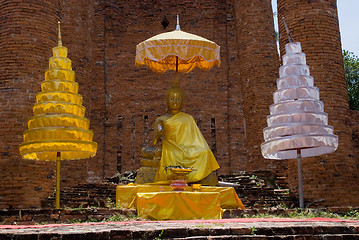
[116,184,245,220]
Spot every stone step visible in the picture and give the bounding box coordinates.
[176,235,359,240]
[1,221,359,240]
[2,233,359,240]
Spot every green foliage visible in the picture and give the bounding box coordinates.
[195,223,225,228]
[343,50,359,110]
[241,208,359,220]
[35,221,49,225]
[154,230,164,240]
[278,203,288,209]
[104,213,138,222]
[344,208,359,219]
[249,175,257,180]
[105,197,116,208]
[250,226,257,235]
[104,213,128,222]
[66,218,86,224]
[64,212,139,224]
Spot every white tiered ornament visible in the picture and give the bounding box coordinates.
[261,39,338,208]
[261,42,338,160]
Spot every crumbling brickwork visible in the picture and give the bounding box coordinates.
[0,0,357,208]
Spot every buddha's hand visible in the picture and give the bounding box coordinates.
[153,118,164,145]
[154,148,162,157]
[157,121,163,132]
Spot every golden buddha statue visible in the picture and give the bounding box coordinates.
[153,83,220,185]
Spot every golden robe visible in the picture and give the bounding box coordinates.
[154,112,220,183]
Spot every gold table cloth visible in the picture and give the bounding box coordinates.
[116,184,245,220]
[137,191,222,220]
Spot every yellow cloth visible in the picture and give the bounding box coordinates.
[116,185,246,210]
[154,112,220,183]
[135,29,220,73]
[136,191,222,220]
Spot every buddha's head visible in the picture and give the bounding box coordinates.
[165,84,184,114]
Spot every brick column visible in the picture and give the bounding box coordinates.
[233,0,280,172]
[278,0,359,206]
[0,0,60,208]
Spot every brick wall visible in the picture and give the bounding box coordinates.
[100,0,246,176]
[0,0,357,208]
[350,110,359,163]
[58,0,105,185]
[277,0,359,206]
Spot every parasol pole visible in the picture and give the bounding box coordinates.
[282,18,304,208]
[297,148,304,208]
[174,15,180,86]
[174,57,179,86]
[58,21,62,46]
[55,151,61,209]
[176,56,179,73]
[55,22,62,210]
[173,56,179,85]
[282,17,294,43]
[176,15,180,31]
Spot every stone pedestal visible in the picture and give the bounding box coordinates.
[135,147,161,184]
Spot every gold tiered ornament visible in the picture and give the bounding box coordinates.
[19,22,97,209]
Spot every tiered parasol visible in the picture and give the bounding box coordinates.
[19,22,97,208]
[135,16,220,187]
[261,22,338,208]
[135,16,220,75]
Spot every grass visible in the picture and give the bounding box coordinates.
[104,213,139,222]
[62,207,359,224]
[25,205,359,225]
[241,208,359,220]
[195,223,225,228]
[65,212,140,224]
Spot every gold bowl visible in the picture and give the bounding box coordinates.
[168,168,193,176]
[168,168,193,191]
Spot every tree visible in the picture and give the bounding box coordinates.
[343,50,359,111]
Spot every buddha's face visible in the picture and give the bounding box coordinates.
[166,90,183,112]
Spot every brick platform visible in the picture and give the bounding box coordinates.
[1,218,359,239]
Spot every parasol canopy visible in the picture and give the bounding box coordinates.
[135,16,220,73]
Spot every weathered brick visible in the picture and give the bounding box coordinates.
[0,0,357,208]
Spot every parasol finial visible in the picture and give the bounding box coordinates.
[173,73,179,86]
[176,15,181,31]
[57,21,63,46]
[282,17,294,43]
